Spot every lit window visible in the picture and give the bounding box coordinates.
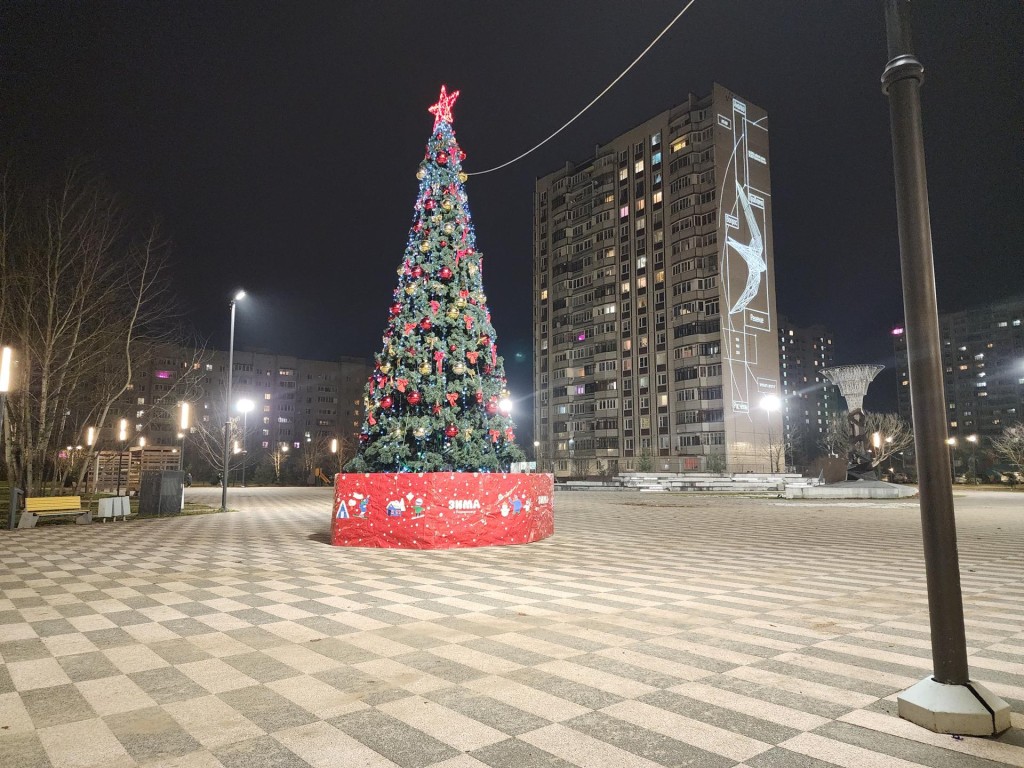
[620,205,629,218]
[634,160,645,174]
[652,190,663,205]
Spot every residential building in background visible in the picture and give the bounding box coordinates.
[533,84,782,477]
[777,316,838,466]
[894,299,1024,441]
[96,343,372,478]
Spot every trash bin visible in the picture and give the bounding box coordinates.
[138,470,185,516]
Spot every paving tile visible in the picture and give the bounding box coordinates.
[212,735,312,768]
[130,667,211,704]
[105,705,203,763]
[217,685,318,732]
[0,730,52,768]
[330,708,460,768]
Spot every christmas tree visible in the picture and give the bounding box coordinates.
[347,86,524,473]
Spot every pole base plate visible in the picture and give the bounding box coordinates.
[898,677,1010,736]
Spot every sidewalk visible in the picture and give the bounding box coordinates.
[1,488,1021,767]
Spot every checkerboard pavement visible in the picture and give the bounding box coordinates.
[1,487,1022,768]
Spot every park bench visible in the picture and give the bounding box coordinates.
[18,496,92,529]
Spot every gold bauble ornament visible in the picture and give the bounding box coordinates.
[441,199,453,211]
[419,241,431,253]
[414,427,426,438]
[452,362,466,375]
[416,168,426,180]
[405,284,417,295]
[396,264,405,275]
[380,363,391,374]
[446,307,459,320]
[419,362,431,375]
[458,172,468,182]
[468,264,478,275]
[443,223,454,234]
[455,298,467,309]
[431,214,443,225]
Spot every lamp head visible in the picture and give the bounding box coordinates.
[234,289,246,302]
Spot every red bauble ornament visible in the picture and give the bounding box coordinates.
[420,318,432,331]
[459,150,466,161]
[437,152,448,165]
[406,391,422,405]
[380,396,393,409]
[439,240,448,248]
[411,265,423,278]
[445,424,458,438]
[390,303,402,315]
[425,200,435,210]
[359,433,370,442]
[486,402,498,415]
[439,266,453,280]
[475,391,484,403]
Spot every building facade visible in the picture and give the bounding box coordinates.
[777,316,838,466]
[894,300,1024,441]
[533,84,782,477]
[96,343,372,474]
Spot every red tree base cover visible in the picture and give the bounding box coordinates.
[332,472,554,549]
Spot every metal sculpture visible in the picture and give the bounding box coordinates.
[821,364,884,480]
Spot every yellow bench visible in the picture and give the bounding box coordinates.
[18,496,92,529]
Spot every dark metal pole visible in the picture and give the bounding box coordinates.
[221,300,236,512]
[882,0,969,685]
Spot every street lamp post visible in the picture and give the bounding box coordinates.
[221,290,245,511]
[882,0,1008,733]
[237,398,254,487]
[966,434,978,482]
[178,402,190,471]
[115,419,129,496]
[84,426,96,496]
[946,437,957,482]
[0,345,12,439]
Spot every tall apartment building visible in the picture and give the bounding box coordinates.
[893,299,1024,441]
[533,84,782,477]
[100,343,371,458]
[777,316,838,465]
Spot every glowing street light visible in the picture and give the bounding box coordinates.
[178,402,191,471]
[0,345,13,439]
[116,418,129,496]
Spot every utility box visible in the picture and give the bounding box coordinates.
[139,470,185,516]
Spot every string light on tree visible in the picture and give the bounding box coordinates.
[346,86,524,473]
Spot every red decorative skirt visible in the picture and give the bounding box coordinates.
[331,472,554,549]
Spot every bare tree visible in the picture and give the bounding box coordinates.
[1,166,182,495]
[821,410,914,469]
[764,428,788,473]
[298,434,331,483]
[990,424,1024,483]
[188,399,242,481]
[265,445,290,483]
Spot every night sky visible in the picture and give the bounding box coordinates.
[3,1,1022,426]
